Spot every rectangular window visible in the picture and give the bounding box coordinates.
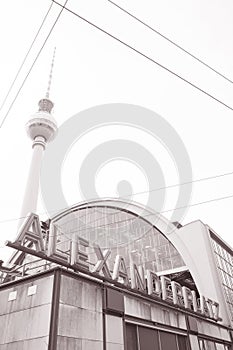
[177,335,188,350]
[126,324,138,350]
[138,326,160,350]
[159,331,178,350]
[211,235,233,322]
[206,340,217,349]
[126,324,189,350]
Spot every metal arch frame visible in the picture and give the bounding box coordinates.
[49,198,200,294]
[50,197,176,231]
[50,197,182,260]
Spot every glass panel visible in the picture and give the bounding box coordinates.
[177,335,188,350]
[211,235,233,322]
[204,340,216,350]
[138,327,160,350]
[159,331,178,350]
[51,205,186,276]
[125,324,138,350]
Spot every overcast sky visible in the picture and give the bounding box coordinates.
[0,0,233,261]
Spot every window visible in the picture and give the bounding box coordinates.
[126,324,138,350]
[160,331,178,350]
[138,327,160,350]
[210,234,233,322]
[177,335,188,350]
[125,324,188,350]
[199,338,229,350]
[204,340,216,350]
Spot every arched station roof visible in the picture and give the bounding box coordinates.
[51,198,187,274]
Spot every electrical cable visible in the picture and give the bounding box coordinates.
[108,0,233,84]
[2,193,233,249]
[36,192,233,238]
[52,1,233,112]
[122,170,233,198]
[1,2,233,237]
[39,189,233,247]
[0,1,54,116]
[1,168,233,224]
[1,3,233,224]
[0,0,69,128]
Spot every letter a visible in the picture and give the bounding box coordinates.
[14,213,45,252]
[112,255,129,286]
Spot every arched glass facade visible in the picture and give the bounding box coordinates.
[52,203,185,274]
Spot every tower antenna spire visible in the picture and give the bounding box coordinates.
[38,47,56,114]
[46,47,56,99]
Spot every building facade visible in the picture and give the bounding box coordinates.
[0,199,233,349]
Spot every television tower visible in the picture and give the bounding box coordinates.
[18,49,58,229]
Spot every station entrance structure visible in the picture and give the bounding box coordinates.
[0,199,232,349]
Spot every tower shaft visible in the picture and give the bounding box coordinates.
[18,137,46,229]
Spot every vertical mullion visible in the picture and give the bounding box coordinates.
[48,269,61,350]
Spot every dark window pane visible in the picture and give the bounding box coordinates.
[138,327,160,350]
[126,323,138,350]
[177,335,188,350]
[160,331,178,350]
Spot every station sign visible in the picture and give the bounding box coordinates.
[5,213,220,321]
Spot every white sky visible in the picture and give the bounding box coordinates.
[0,0,233,261]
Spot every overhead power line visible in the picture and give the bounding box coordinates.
[0,2,54,118]
[52,1,233,113]
[121,170,233,198]
[108,0,233,84]
[52,192,233,238]
[0,0,69,128]
[1,186,233,226]
[0,168,233,224]
[1,190,232,244]
[59,169,233,228]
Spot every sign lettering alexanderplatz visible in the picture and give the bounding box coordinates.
[5,213,220,321]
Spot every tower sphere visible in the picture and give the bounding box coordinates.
[26,98,57,142]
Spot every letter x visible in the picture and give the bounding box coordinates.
[92,244,111,279]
